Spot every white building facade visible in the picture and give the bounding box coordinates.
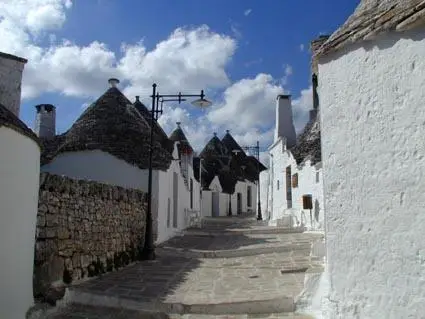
[0,52,41,319]
[316,1,425,318]
[264,91,324,231]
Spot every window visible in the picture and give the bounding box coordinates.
[286,166,292,208]
[167,198,171,228]
[247,186,252,207]
[316,172,320,183]
[190,178,194,209]
[292,173,298,188]
[277,180,280,190]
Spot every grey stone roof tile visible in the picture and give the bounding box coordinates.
[317,0,425,57]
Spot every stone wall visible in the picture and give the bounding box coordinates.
[34,173,147,299]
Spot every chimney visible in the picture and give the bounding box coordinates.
[0,52,27,117]
[35,104,56,139]
[108,78,120,88]
[274,94,296,148]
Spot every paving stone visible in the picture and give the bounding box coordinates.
[45,216,323,317]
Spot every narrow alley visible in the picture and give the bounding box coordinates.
[45,215,323,319]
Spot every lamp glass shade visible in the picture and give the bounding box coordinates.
[191,98,212,108]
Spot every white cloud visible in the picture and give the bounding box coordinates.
[281,64,293,86]
[0,1,236,101]
[207,74,284,134]
[0,0,71,34]
[244,9,252,16]
[292,86,313,133]
[300,44,305,52]
[1,0,313,162]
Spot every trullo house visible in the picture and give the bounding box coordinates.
[0,52,41,319]
[313,1,425,318]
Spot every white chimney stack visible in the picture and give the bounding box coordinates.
[108,78,120,88]
[274,94,296,148]
[35,104,56,139]
[0,52,27,117]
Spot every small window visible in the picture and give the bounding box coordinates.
[277,180,280,190]
[316,172,320,183]
[292,173,298,188]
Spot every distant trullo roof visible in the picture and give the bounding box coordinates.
[317,0,425,57]
[0,103,40,146]
[290,114,321,166]
[221,130,267,182]
[41,85,173,170]
[199,133,229,159]
[133,96,174,153]
[169,122,194,156]
[221,130,246,156]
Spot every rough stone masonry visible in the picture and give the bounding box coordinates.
[33,173,147,299]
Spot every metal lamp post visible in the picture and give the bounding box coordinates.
[199,158,204,219]
[241,141,262,221]
[142,83,212,260]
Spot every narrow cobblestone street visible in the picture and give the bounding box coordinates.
[46,215,323,318]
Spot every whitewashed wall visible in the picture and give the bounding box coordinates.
[0,127,40,319]
[268,139,324,230]
[41,150,152,191]
[319,28,425,318]
[202,191,212,217]
[156,145,201,244]
[260,170,270,220]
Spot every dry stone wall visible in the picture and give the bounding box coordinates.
[34,173,147,299]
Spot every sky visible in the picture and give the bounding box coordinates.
[0,0,358,163]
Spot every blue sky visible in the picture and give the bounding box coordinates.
[1,0,357,154]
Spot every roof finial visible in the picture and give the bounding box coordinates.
[176,121,181,127]
[135,96,140,101]
[213,132,217,137]
[226,130,230,134]
[108,78,120,88]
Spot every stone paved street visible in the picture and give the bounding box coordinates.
[46,215,323,318]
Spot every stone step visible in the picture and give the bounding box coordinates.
[184,226,305,236]
[156,242,312,259]
[66,290,297,315]
[169,313,314,319]
[43,303,314,319]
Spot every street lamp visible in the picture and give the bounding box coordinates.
[141,84,212,261]
[241,141,262,221]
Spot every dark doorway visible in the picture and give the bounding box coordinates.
[237,193,242,215]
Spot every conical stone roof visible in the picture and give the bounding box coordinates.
[133,96,174,153]
[41,87,173,170]
[199,133,229,159]
[221,130,246,156]
[317,0,425,57]
[169,122,194,156]
[0,103,40,146]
